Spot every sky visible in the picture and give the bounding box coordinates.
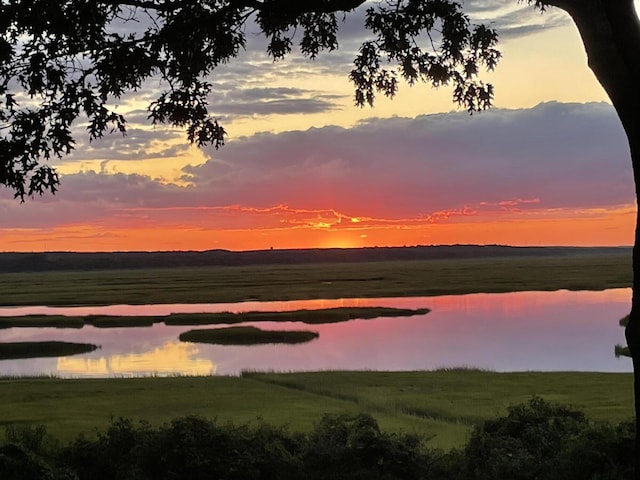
[1,0,637,252]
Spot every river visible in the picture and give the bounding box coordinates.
[0,289,632,377]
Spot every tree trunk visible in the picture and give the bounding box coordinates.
[628,137,640,480]
[549,0,640,476]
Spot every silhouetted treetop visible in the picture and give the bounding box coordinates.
[0,0,500,199]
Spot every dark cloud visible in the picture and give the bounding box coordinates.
[186,101,631,215]
[60,127,187,163]
[238,87,312,100]
[212,97,342,117]
[207,85,348,118]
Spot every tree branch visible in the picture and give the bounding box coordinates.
[255,0,366,14]
[106,0,366,14]
[529,0,584,12]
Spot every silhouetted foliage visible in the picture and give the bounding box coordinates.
[62,414,434,480]
[1,425,72,480]
[302,413,432,480]
[0,400,634,480]
[0,0,500,199]
[463,397,635,480]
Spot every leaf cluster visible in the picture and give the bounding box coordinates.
[1,0,500,199]
[350,0,500,110]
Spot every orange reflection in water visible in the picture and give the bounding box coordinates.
[57,341,215,377]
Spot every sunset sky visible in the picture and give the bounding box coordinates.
[1,1,637,252]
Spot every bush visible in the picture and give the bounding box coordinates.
[463,397,635,480]
[2,399,635,480]
[0,426,74,480]
[302,413,433,480]
[65,416,304,480]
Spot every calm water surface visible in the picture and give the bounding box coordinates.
[0,289,632,377]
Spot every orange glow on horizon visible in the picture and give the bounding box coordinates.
[0,203,634,252]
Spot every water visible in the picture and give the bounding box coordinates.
[0,289,632,377]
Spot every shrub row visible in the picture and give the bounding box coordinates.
[0,398,634,480]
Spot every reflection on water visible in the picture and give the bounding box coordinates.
[57,342,215,377]
[0,289,632,377]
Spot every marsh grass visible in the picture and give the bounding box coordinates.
[0,307,429,329]
[0,371,631,450]
[0,253,633,452]
[179,326,319,345]
[0,254,630,307]
[0,341,98,360]
[85,314,158,328]
[0,315,84,329]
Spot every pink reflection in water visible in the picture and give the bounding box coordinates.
[0,289,632,377]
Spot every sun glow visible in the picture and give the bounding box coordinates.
[2,202,632,252]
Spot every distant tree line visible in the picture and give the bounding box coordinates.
[0,245,629,273]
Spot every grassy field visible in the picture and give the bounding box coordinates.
[0,371,632,449]
[0,254,630,306]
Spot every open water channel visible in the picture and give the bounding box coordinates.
[0,289,632,378]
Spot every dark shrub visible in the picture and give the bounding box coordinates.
[64,417,152,480]
[0,442,75,480]
[552,420,635,480]
[134,416,303,480]
[463,397,634,480]
[11,399,634,480]
[4,423,60,458]
[303,413,433,480]
[65,415,304,480]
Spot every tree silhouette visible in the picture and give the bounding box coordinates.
[0,0,500,199]
[2,0,640,476]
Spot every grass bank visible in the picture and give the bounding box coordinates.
[0,254,630,306]
[0,371,632,450]
[0,341,98,360]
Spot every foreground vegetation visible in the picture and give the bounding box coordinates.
[0,254,630,306]
[0,398,634,480]
[0,371,632,449]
